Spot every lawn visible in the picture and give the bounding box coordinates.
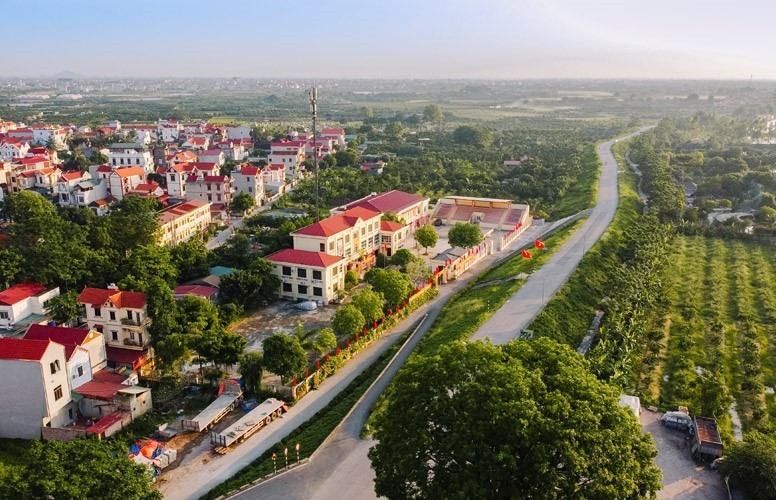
[549,144,601,220]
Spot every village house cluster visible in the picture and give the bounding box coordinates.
[0,117,347,244]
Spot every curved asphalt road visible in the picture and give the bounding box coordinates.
[230,128,651,500]
[471,127,652,344]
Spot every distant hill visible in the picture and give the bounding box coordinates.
[52,70,87,79]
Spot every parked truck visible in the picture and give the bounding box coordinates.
[181,379,243,433]
[210,398,287,454]
[691,416,723,461]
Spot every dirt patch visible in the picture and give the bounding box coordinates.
[230,302,337,352]
[640,409,727,499]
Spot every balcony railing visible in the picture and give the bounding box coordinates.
[121,317,149,327]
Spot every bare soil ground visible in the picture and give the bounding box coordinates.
[640,409,727,500]
[230,302,337,352]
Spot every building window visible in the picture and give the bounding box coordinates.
[109,311,116,321]
[111,331,118,341]
[94,307,101,317]
[0,311,8,319]
[54,385,63,401]
[298,269,307,278]
[68,408,73,420]
[130,331,135,341]
[282,282,292,292]
[282,266,292,276]
[138,333,143,344]
[313,270,322,280]
[313,287,323,297]
[50,360,60,374]
[298,285,308,295]
[77,365,84,377]
[320,243,325,252]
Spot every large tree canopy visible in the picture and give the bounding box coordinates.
[369,338,661,499]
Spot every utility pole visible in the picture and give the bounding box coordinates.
[308,86,319,221]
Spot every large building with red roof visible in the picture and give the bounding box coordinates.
[77,286,152,369]
[266,249,345,303]
[158,198,212,246]
[24,324,107,374]
[0,338,75,438]
[292,206,383,264]
[331,190,431,230]
[0,282,60,329]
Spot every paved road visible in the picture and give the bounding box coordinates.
[219,129,651,500]
[470,128,651,344]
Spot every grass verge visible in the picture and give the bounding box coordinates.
[529,139,642,346]
[550,144,601,220]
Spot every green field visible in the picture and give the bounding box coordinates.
[549,144,601,220]
[631,235,776,440]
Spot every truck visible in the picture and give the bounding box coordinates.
[210,398,287,454]
[181,379,243,433]
[691,416,723,461]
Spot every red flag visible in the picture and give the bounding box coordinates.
[346,338,351,348]
[305,368,309,378]
[336,346,341,355]
[517,222,522,228]
[522,249,532,259]
[293,377,297,387]
[373,320,378,329]
[535,239,545,249]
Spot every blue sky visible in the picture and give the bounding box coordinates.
[6,0,775,79]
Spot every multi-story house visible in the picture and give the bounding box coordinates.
[33,167,62,194]
[217,139,250,161]
[321,127,346,147]
[226,124,251,140]
[106,143,153,173]
[57,170,90,204]
[182,137,209,151]
[268,139,306,179]
[0,138,30,160]
[30,124,68,149]
[24,324,108,374]
[292,206,383,273]
[157,119,182,143]
[77,286,152,369]
[232,165,264,206]
[263,164,286,184]
[108,166,145,201]
[198,148,225,165]
[0,283,60,330]
[331,190,431,231]
[267,249,345,304]
[158,199,212,246]
[185,173,232,209]
[0,338,76,439]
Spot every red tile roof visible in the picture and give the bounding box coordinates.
[158,199,210,224]
[343,190,427,215]
[267,164,285,171]
[24,324,98,348]
[294,206,381,237]
[60,171,83,181]
[238,166,260,176]
[0,338,53,361]
[0,283,47,306]
[267,249,343,268]
[75,380,126,401]
[105,346,148,370]
[92,369,129,384]
[380,220,406,232]
[191,162,217,170]
[77,287,147,309]
[85,411,125,435]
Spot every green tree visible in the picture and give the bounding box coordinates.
[351,287,384,324]
[384,123,406,143]
[119,244,178,289]
[389,249,415,268]
[170,238,210,282]
[108,196,160,255]
[332,304,366,338]
[423,104,444,130]
[4,438,161,500]
[452,125,493,148]
[315,327,337,352]
[447,222,483,249]
[719,432,776,500]
[219,258,278,309]
[146,278,180,367]
[45,290,80,325]
[361,106,374,119]
[0,248,21,287]
[369,339,661,499]
[344,269,359,290]
[405,258,431,285]
[231,192,256,214]
[238,350,264,396]
[381,211,404,223]
[262,334,308,383]
[414,225,438,254]
[365,268,412,307]
[154,333,190,373]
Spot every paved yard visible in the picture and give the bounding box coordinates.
[640,409,727,500]
[230,302,337,352]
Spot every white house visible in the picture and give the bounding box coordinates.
[108,166,146,201]
[0,283,60,329]
[269,139,306,179]
[107,143,153,173]
[321,127,346,147]
[30,124,68,149]
[232,165,264,206]
[0,138,30,161]
[198,149,226,165]
[158,199,212,246]
[24,324,108,374]
[226,125,251,140]
[185,174,232,208]
[157,119,183,143]
[0,338,76,439]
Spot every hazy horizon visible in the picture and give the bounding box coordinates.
[5,0,776,80]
